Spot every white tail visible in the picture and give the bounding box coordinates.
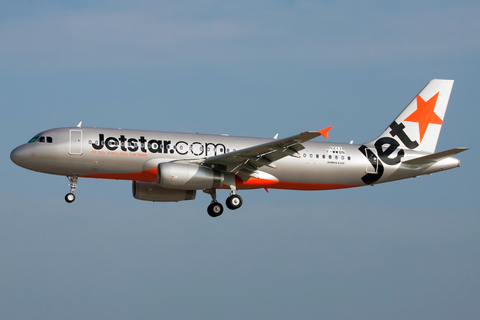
[371,79,454,154]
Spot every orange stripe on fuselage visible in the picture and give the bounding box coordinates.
[83,169,359,191]
[233,176,279,187]
[264,181,358,191]
[227,176,357,190]
[82,168,158,182]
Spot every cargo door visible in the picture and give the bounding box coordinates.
[365,148,379,173]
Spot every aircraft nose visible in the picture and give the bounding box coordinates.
[10,145,31,167]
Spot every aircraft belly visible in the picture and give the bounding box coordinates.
[246,157,364,190]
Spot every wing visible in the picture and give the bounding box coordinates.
[200,127,332,176]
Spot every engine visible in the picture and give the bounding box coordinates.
[132,181,196,202]
[158,162,224,190]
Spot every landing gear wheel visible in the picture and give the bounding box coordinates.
[65,193,76,203]
[207,202,224,217]
[65,175,78,203]
[226,194,243,210]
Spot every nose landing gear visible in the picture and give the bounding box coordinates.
[65,175,78,203]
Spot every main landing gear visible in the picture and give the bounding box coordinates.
[207,202,224,217]
[204,188,243,217]
[226,194,243,210]
[65,175,78,203]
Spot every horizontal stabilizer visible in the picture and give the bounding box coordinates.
[402,147,468,165]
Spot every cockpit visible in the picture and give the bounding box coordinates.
[28,135,53,143]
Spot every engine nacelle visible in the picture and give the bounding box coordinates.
[158,162,224,190]
[132,181,196,202]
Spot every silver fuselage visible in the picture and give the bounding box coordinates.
[10,126,461,190]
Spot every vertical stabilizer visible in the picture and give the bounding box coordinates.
[371,79,454,154]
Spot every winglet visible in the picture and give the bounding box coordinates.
[318,126,332,139]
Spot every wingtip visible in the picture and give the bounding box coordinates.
[318,126,332,139]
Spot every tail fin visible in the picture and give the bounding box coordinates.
[370,79,454,154]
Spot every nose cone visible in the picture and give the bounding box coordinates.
[10,145,32,168]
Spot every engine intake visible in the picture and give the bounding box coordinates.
[132,181,196,202]
[158,162,224,190]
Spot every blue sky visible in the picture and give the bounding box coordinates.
[1,1,479,319]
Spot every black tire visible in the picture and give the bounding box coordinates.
[226,194,243,210]
[207,202,223,217]
[65,193,75,203]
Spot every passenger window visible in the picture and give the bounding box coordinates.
[310,154,313,158]
[322,155,325,159]
[47,137,53,143]
[38,136,45,143]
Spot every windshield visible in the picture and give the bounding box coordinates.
[28,136,39,143]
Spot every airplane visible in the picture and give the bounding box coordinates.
[10,79,468,217]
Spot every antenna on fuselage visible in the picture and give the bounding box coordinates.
[77,121,82,128]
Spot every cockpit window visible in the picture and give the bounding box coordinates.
[27,135,53,143]
[28,136,39,143]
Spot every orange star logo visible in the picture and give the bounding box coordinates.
[404,92,442,142]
